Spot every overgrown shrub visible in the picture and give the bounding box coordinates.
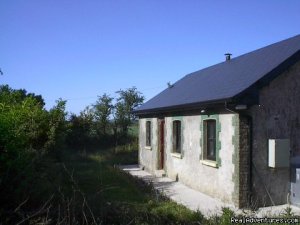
[0,85,67,215]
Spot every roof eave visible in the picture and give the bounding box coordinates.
[133,98,233,115]
[233,50,300,103]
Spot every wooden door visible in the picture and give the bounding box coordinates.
[159,119,165,169]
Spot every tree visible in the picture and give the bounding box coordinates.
[0,86,66,180]
[45,98,67,152]
[66,106,95,151]
[0,86,48,156]
[116,87,144,121]
[0,85,45,107]
[94,94,113,136]
[113,101,127,135]
[114,87,144,134]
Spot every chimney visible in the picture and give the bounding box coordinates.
[225,53,232,61]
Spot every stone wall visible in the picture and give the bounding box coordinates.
[139,113,239,206]
[238,115,251,208]
[232,114,251,208]
[138,118,158,172]
[248,60,300,206]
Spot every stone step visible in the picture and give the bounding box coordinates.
[155,169,166,177]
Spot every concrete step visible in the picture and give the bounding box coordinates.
[155,169,166,177]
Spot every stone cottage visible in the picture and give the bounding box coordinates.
[134,35,300,208]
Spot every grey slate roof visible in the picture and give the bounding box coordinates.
[135,35,300,114]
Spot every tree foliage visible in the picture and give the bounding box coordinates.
[114,87,144,134]
[0,85,67,177]
[45,99,67,153]
[66,87,144,149]
[0,84,144,223]
[0,84,45,107]
[116,87,144,121]
[94,93,113,135]
[66,106,96,150]
[0,85,144,160]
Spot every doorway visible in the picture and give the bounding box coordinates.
[158,119,165,170]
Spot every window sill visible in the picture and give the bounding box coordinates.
[145,146,152,150]
[171,153,182,159]
[201,160,218,168]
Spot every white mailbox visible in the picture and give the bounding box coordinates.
[268,139,290,168]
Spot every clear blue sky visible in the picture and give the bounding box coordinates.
[1,0,299,114]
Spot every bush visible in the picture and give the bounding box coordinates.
[0,85,67,216]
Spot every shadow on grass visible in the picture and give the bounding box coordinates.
[56,148,209,224]
[3,147,274,224]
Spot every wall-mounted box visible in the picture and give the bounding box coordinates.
[268,139,290,168]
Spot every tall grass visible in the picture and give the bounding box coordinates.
[1,147,297,224]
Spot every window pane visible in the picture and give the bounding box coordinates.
[146,121,151,146]
[207,140,216,160]
[208,122,215,139]
[173,120,181,153]
[176,121,181,152]
[205,120,216,161]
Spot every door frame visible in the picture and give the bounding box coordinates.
[158,118,165,170]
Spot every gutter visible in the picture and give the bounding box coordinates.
[133,97,233,116]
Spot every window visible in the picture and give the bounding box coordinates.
[172,120,181,154]
[146,121,151,147]
[203,120,216,161]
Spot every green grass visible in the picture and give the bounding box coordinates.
[128,122,139,136]
[56,148,208,224]
[2,147,298,224]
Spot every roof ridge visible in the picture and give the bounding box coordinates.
[230,34,300,60]
[186,34,300,78]
[135,34,300,114]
